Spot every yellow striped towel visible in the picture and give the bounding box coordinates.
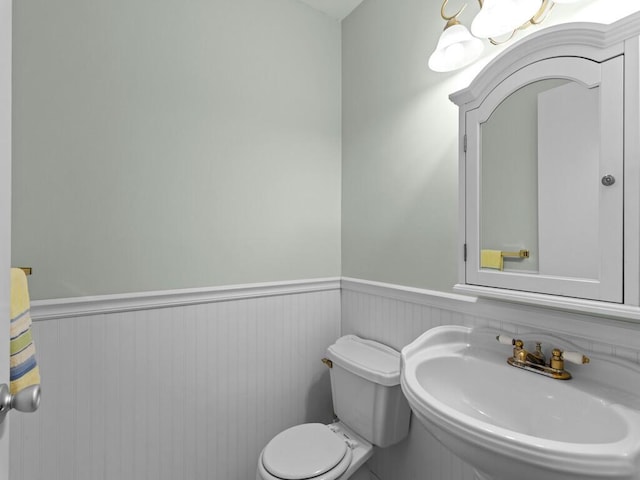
[10,268,40,396]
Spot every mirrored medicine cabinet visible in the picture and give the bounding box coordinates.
[450,12,640,321]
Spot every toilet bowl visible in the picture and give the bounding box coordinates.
[256,335,411,480]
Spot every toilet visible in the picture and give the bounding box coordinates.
[256,335,411,480]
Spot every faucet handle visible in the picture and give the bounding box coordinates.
[496,335,515,346]
[562,351,590,365]
[550,348,590,372]
[496,335,525,352]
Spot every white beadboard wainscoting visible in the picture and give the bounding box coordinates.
[10,276,640,480]
[10,279,341,480]
[341,277,640,480]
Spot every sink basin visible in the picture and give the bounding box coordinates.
[400,325,640,480]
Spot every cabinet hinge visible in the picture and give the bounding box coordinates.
[463,134,467,153]
[463,243,467,262]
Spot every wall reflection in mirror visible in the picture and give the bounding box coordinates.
[480,78,601,280]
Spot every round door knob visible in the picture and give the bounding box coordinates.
[11,384,41,412]
[601,175,616,186]
[0,383,41,424]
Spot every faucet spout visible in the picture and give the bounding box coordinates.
[526,342,546,365]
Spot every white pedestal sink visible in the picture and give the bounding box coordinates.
[400,325,640,480]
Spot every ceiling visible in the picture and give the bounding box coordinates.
[296,0,364,21]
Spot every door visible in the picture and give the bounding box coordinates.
[0,0,11,477]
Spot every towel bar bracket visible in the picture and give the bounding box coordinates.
[501,250,529,259]
[0,384,40,424]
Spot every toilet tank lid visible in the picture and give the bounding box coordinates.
[327,335,401,386]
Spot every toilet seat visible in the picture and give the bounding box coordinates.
[259,423,353,480]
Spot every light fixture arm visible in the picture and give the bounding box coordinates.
[530,0,554,25]
[440,0,467,29]
[482,0,553,45]
[489,30,518,46]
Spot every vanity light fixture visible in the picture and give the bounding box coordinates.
[428,2,485,72]
[429,0,583,72]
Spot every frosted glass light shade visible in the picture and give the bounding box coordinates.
[428,24,485,72]
[471,0,542,38]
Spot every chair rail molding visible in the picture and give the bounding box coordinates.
[31,277,341,321]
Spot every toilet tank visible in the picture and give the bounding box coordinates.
[326,335,411,448]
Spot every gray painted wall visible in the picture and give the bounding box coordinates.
[12,0,341,300]
[341,0,461,293]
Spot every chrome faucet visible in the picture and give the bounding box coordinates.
[497,335,590,380]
